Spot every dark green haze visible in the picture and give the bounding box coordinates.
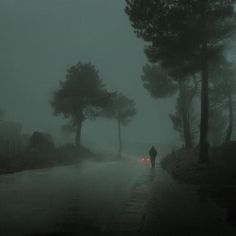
[0,0,178,149]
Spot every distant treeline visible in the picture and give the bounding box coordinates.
[0,119,97,174]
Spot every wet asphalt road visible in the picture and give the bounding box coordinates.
[1,158,236,236]
[0,158,146,236]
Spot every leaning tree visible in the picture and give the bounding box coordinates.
[51,62,110,146]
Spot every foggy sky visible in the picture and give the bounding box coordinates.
[0,0,178,148]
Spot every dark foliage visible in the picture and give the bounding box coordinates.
[29,131,54,153]
[51,62,111,146]
[125,0,236,162]
[101,92,136,155]
[209,58,236,143]
[142,64,199,148]
[0,144,97,175]
[142,64,178,98]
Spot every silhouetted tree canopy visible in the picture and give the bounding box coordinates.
[142,63,199,148]
[103,92,136,125]
[126,0,235,68]
[142,64,178,98]
[29,131,54,153]
[51,62,110,146]
[209,58,236,143]
[126,0,236,162]
[102,92,136,156]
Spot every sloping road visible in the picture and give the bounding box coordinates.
[1,158,235,236]
[0,158,147,236]
[144,166,236,235]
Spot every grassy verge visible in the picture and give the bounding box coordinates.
[0,144,99,175]
[161,141,236,227]
[161,141,236,185]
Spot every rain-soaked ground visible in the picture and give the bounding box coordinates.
[0,158,145,236]
[0,157,236,236]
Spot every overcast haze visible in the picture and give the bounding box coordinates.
[0,0,178,148]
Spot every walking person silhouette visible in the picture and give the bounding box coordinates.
[149,146,157,168]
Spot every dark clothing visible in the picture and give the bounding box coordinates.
[149,147,157,158]
[149,147,157,168]
[150,156,156,168]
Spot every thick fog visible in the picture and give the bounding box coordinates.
[1,1,236,235]
[0,0,178,149]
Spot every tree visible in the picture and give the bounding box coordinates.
[125,0,236,162]
[209,58,236,143]
[169,86,200,147]
[208,108,227,146]
[51,62,110,146]
[142,64,177,99]
[142,64,199,148]
[102,92,136,157]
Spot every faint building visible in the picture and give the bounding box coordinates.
[29,131,54,153]
[0,121,22,156]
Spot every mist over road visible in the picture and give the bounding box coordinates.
[0,157,146,235]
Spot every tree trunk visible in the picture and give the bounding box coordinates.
[199,0,209,163]
[75,121,82,146]
[225,91,233,143]
[199,42,209,163]
[179,81,193,149]
[182,110,192,148]
[118,119,122,158]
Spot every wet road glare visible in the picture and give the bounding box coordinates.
[1,157,236,236]
[0,158,146,235]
